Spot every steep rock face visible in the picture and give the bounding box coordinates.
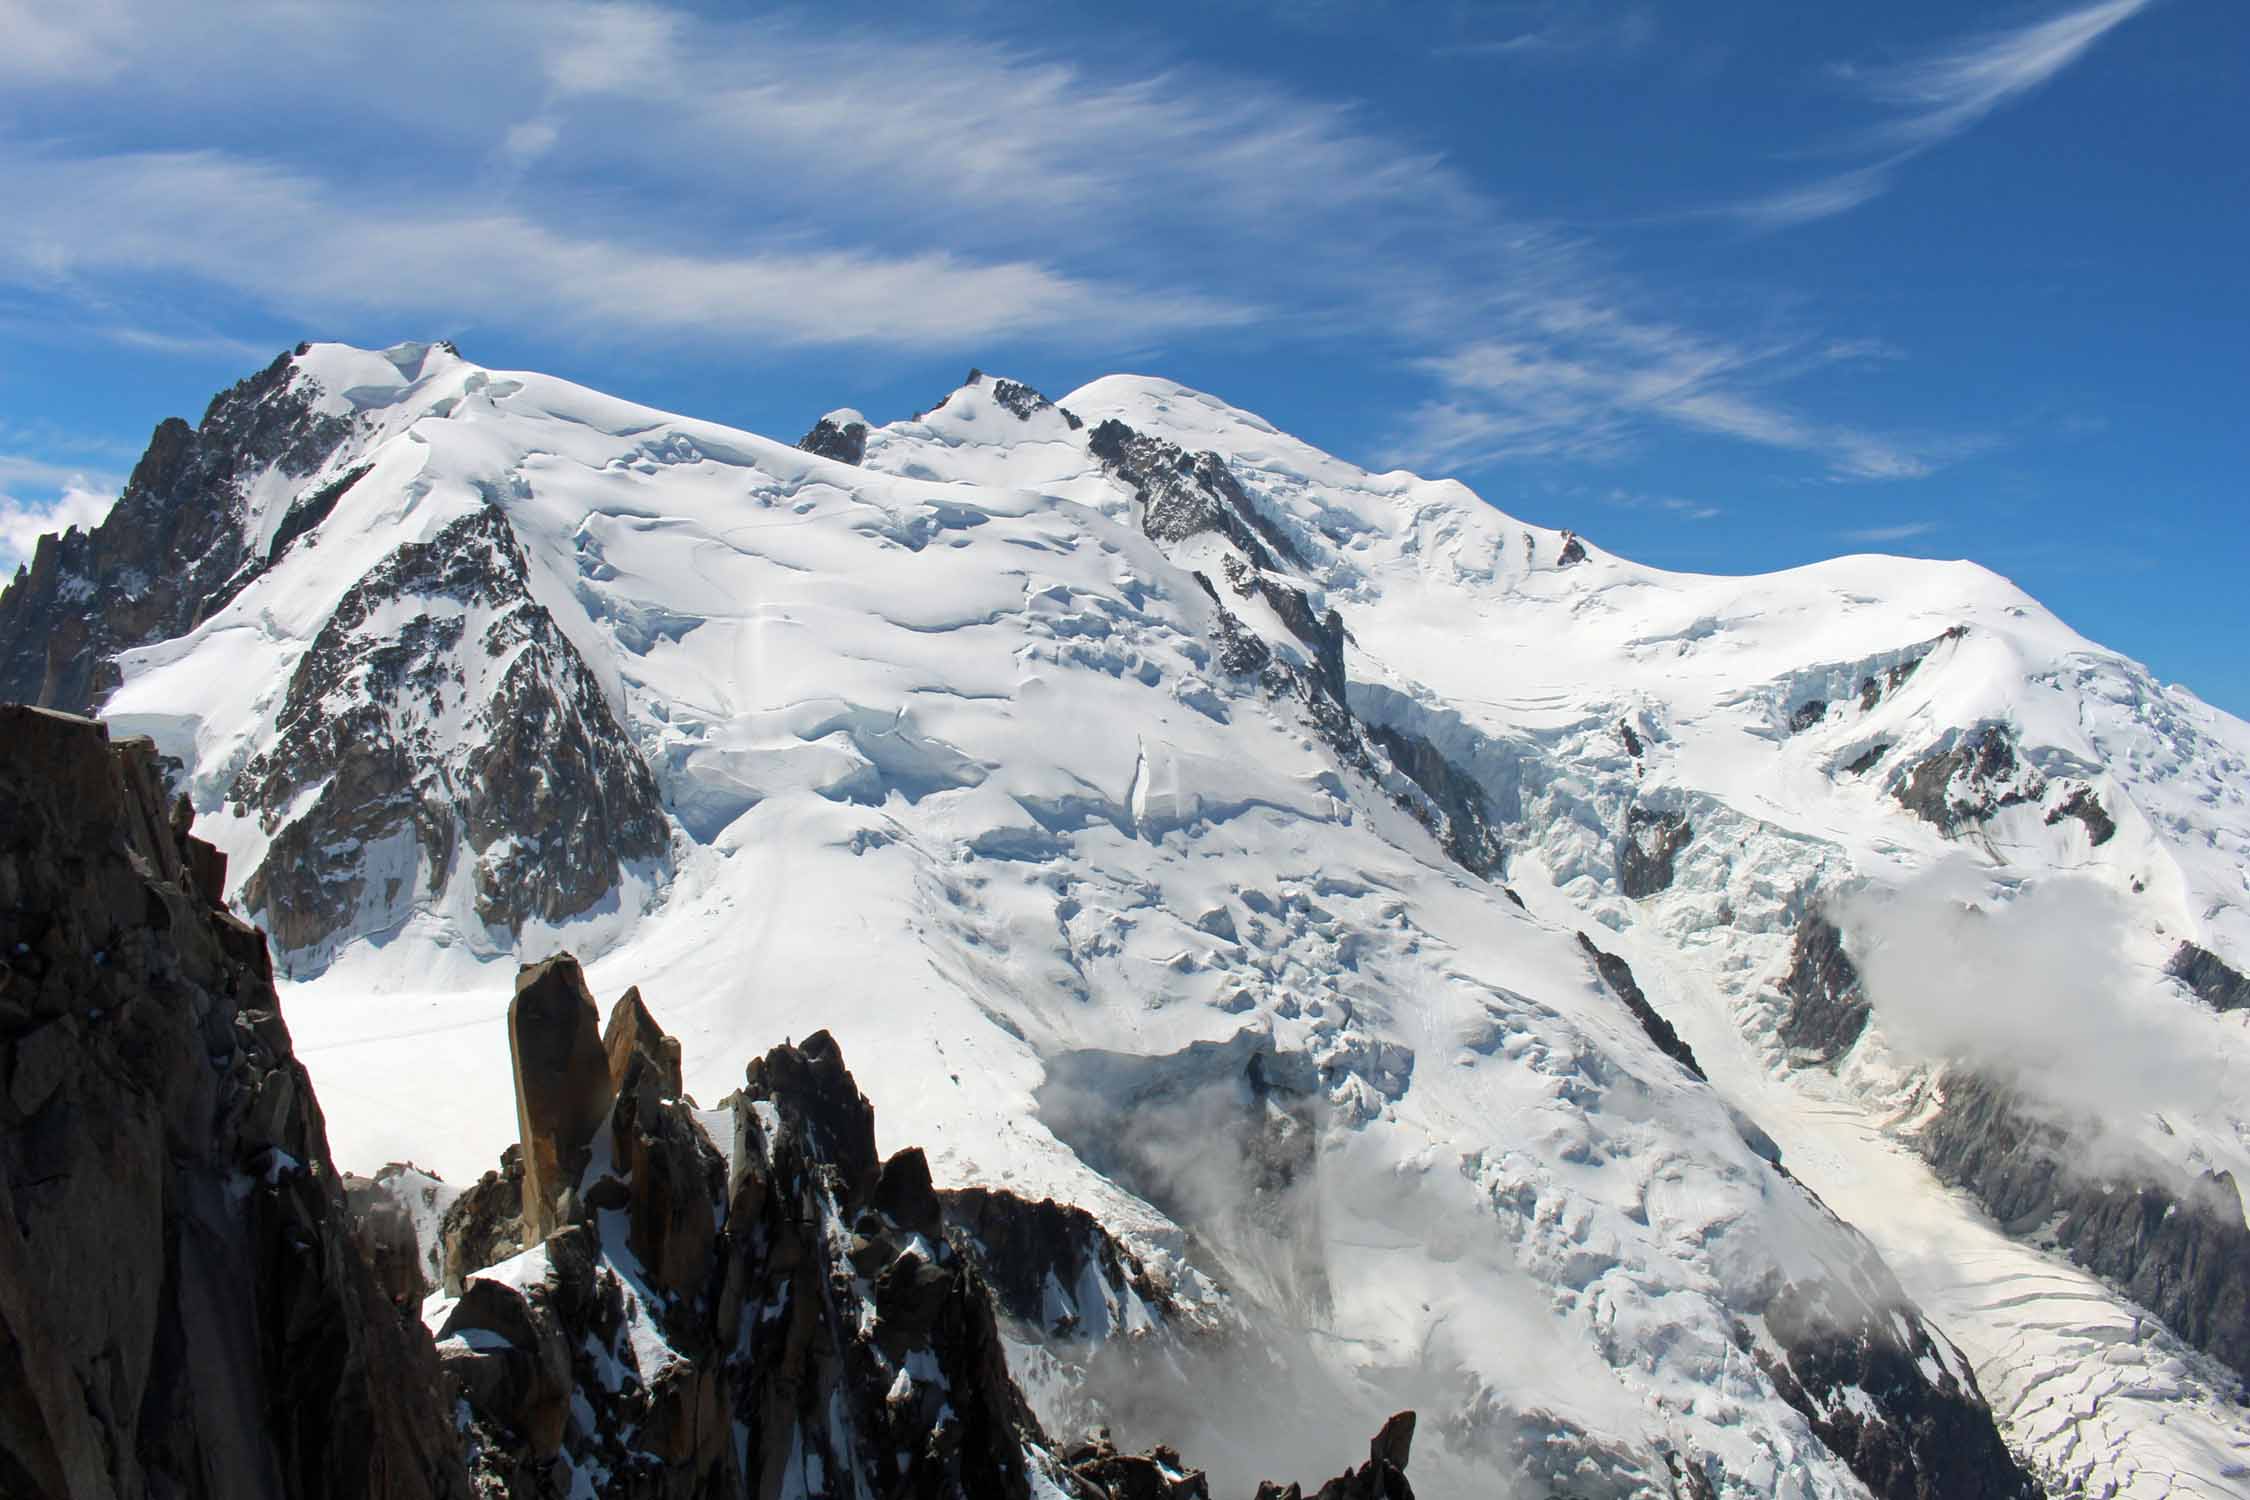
[1249,1411,1415,1500]
[602,984,684,1098]
[1775,913,1870,1065]
[1089,418,1309,573]
[431,981,1435,1500]
[975,371,1081,427]
[1362,723,1505,876]
[1892,724,2042,835]
[942,1187,1182,1347]
[508,956,616,1244]
[1754,1220,2040,1500]
[1917,1069,2250,1377]
[0,349,355,714]
[2167,941,2250,1013]
[0,705,469,1500]
[1615,807,1692,899]
[228,502,666,955]
[1575,933,1703,1080]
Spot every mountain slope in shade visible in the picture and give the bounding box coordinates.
[9,341,2249,1496]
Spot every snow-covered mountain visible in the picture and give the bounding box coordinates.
[8,340,2250,1497]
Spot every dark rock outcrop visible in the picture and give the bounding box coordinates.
[1893,725,2042,835]
[984,375,1081,427]
[2166,941,2250,1013]
[2043,784,2116,845]
[1575,933,1704,1081]
[438,1144,527,1296]
[0,704,470,1500]
[1217,552,1346,703]
[1616,806,1692,898]
[229,502,667,955]
[509,956,617,1243]
[439,1008,1051,1500]
[1555,532,1588,567]
[603,983,684,1099]
[1755,1240,2040,1500]
[797,412,869,465]
[1064,1434,1212,1498]
[0,348,356,714]
[1776,912,1871,1065]
[1917,1068,2250,1378]
[943,1187,1178,1343]
[345,1173,434,1310]
[1254,1410,1415,1500]
[1855,631,1961,717]
[1089,418,1309,573]
[1364,724,1504,876]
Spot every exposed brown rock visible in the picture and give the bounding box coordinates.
[609,1049,723,1305]
[0,704,470,1500]
[437,1144,525,1296]
[1063,1434,1211,1498]
[603,982,683,1099]
[508,954,615,1243]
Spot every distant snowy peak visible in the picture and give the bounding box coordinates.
[8,340,2250,1497]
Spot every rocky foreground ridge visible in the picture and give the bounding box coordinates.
[0,703,1420,1499]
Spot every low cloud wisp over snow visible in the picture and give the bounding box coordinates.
[1840,867,2237,1172]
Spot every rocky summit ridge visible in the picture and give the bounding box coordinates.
[7,340,2250,1495]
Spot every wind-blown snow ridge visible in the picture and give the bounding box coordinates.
[24,340,2250,1497]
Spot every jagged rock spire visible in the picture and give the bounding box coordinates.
[508,955,614,1243]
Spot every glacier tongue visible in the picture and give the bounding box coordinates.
[16,342,2250,1495]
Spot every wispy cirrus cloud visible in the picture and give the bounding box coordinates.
[1440,3,1657,61]
[1391,323,1936,481]
[1738,0,2152,229]
[1841,520,1939,544]
[0,0,1964,491]
[1604,489,1721,522]
[0,146,1252,352]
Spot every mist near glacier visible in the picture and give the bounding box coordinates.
[1839,867,2239,1147]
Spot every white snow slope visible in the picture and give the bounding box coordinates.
[93,342,2250,1498]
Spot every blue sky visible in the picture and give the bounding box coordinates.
[3,0,2244,710]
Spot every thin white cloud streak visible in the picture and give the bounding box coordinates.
[96,324,270,360]
[1734,162,1900,233]
[1841,521,1938,544]
[1738,0,2151,228]
[0,148,1250,352]
[1395,330,1933,479]
[1442,4,1658,61]
[0,0,1954,484]
[1854,0,2153,150]
[1604,489,1720,522]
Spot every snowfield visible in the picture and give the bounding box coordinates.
[86,342,2250,1496]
